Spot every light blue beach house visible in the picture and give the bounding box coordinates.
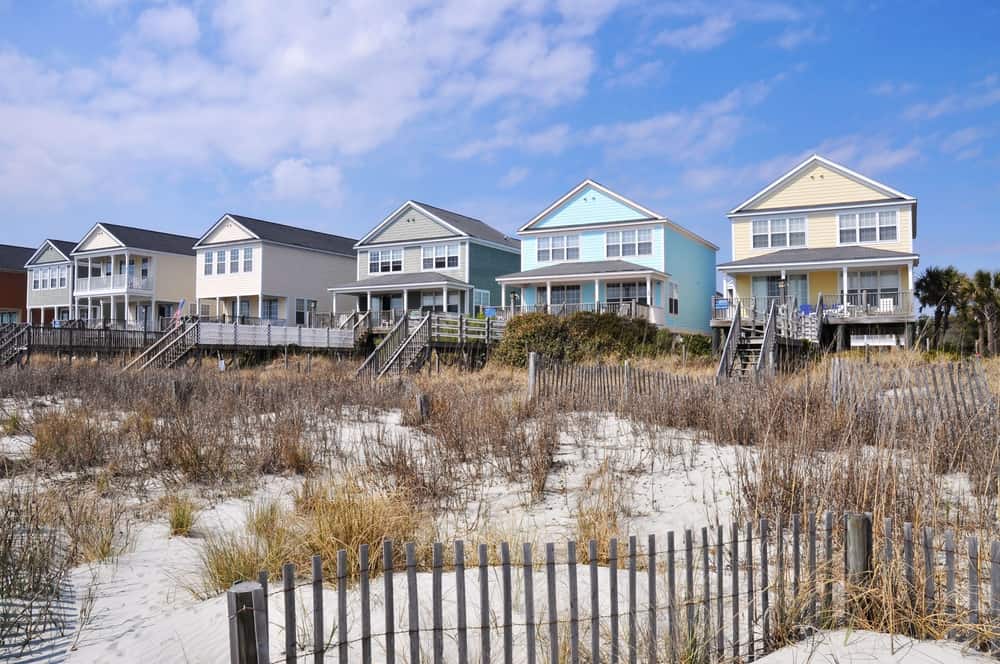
[496,179,717,334]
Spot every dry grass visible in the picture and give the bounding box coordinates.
[30,407,109,471]
[575,460,629,564]
[163,495,198,537]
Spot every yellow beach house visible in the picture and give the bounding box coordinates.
[712,154,918,350]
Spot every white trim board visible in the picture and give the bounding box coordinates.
[718,256,918,273]
[24,240,72,268]
[355,201,467,247]
[496,268,671,283]
[728,198,915,219]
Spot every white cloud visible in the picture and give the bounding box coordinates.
[656,14,734,51]
[135,6,201,48]
[0,0,616,209]
[940,127,990,160]
[774,25,818,50]
[812,135,921,175]
[871,81,916,97]
[588,77,779,161]
[499,166,530,188]
[451,122,570,160]
[905,74,1000,120]
[257,159,343,207]
[606,58,666,88]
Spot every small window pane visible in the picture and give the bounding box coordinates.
[566,246,580,260]
[243,247,253,272]
[566,235,579,248]
[538,249,550,262]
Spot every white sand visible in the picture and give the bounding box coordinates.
[757,630,995,663]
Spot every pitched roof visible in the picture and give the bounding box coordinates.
[717,246,918,269]
[24,239,77,267]
[329,271,470,291]
[729,154,917,215]
[219,214,357,256]
[410,202,520,249]
[48,239,77,257]
[0,244,35,272]
[74,223,199,255]
[497,259,669,281]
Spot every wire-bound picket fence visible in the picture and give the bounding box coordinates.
[227,512,1000,663]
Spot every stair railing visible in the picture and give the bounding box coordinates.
[816,294,825,343]
[1,325,30,365]
[378,313,431,380]
[134,321,199,371]
[122,320,183,372]
[756,299,778,377]
[356,314,408,381]
[715,301,741,380]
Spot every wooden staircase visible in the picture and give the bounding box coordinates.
[716,301,778,381]
[0,324,30,366]
[729,323,765,380]
[356,313,430,381]
[123,321,199,372]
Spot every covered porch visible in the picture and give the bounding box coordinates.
[195,295,289,326]
[329,273,475,331]
[71,294,184,329]
[495,260,669,326]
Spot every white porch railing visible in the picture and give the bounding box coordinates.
[75,274,154,294]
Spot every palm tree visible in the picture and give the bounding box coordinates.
[962,270,1000,356]
[914,266,965,349]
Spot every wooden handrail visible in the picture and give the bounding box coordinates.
[715,301,741,379]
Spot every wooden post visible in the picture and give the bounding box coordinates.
[384,540,396,664]
[546,542,559,664]
[845,513,873,619]
[417,393,431,423]
[360,544,372,664]
[282,563,297,664]
[969,537,980,626]
[479,543,491,664]
[527,351,537,401]
[455,541,468,664]
[502,542,513,664]
[406,543,420,664]
[227,581,269,664]
[568,541,580,664]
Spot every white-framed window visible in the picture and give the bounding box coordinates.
[203,252,212,276]
[59,265,67,288]
[606,228,653,258]
[49,267,58,288]
[839,209,897,244]
[31,269,39,290]
[230,249,240,274]
[200,303,211,317]
[243,247,253,272]
[262,299,280,320]
[550,284,581,305]
[537,234,580,262]
[606,282,648,305]
[473,289,491,308]
[668,281,679,315]
[216,250,226,275]
[752,217,805,249]
[422,244,460,270]
[369,249,403,273]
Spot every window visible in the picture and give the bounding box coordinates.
[752,217,806,249]
[140,258,149,279]
[549,285,581,305]
[59,265,67,288]
[216,250,226,274]
[840,210,898,244]
[230,249,240,274]
[606,228,653,257]
[369,249,403,273]
[262,299,280,320]
[668,282,679,315]
[473,289,491,308]
[32,270,39,290]
[844,269,901,306]
[203,252,213,276]
[200,303,211,317]
[606,282,648,305]
[243,247,253,272]
[537,234,579,262]
[878,210,897,241]
[238,300,250,317]
[295,298,317,325]
[422,244,460,270]
[0,312,17,324]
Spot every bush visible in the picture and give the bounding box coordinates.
[491,313,570,367]
[31,408,108,471]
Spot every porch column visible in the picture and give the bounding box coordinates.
[645,274,651,311]
[216,297,220,318]
[907,262,914,291]
[236,295,241,320]
[545,281,552,306]
[594,279,600,311]
[403,288,409,313]
[842,265,848,300]
[463,288,469,314]
[151,299,157,328]
[259,296,264,317]
[501,283,506,308]
[124,292,130,324]
[109,294,115,322]
[366,291,372,312]
[331,294,337,318]
[442,286,448,313]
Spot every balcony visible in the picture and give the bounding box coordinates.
[75,274,154,295]
[711,290,916,325]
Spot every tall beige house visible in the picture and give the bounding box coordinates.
[714,154,919,349]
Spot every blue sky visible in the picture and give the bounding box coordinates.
[1,1,998,274]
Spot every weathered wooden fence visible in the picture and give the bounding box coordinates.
[531,357,715,406]
[226,512,1000,663]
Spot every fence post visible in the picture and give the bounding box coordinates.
[228,580,270,664]
[527,352,537,401]
[845,513,873,619]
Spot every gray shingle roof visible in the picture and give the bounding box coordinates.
[223,214,357,257]
[497,259,668,281]
[48,240,77,257]
[0,244,35,272]
[414,202,520,249]
[330,271,470,291]
[718,246,918,269]
[74,223,199,256]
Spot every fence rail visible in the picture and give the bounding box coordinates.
[226,511,1000,663]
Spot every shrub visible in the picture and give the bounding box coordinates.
[31,407,108,471]
[491,313,569,367]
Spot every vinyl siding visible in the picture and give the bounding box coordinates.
[731,204,915,261]
[195,243,263,300]
[468,243,520,304]
[368,206,458,244]
[532,186,650,229]
[358,242,467,280]
[77,227,121,252]
[520,225,663,271]
[33,246,67,264]
[152,253,196,306]
[260,244,356,316]
[202,217,256,244]
[663,226,714,334]
[747,164,892,210]
[27,283,72,307]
